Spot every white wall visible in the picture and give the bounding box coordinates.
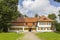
[37,30,53,32]
[37,22,51,27]
[11,26,25,28]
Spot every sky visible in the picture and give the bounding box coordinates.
[18,0,60,17]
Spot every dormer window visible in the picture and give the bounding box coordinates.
[43,18,47,20]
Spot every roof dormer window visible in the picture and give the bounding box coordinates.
[43,18,47,20]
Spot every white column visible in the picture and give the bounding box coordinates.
[36,27,38,32]
[8,28,10,32]
[23,27,24,32]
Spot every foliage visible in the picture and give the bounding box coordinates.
[35,14,39,17]
[48,13,60,32]
[23,14,28,18]
[55,23,60,31]
[36,32,60,40]
[54,0,60,2]
[58,10,60,20]
[0,0,20,32]
[48,13,57,20]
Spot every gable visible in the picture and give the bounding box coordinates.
[38,16,53,22]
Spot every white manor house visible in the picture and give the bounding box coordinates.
[9,16,56,32]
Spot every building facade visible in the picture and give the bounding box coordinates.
[9,16,55,32]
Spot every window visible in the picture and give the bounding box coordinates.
[47,22,51,25]
[43,18,47,20]
[39,22,41,25]
[26,23,27,25]
[47,27,50,30]
[33,22,35,25]
[41,27,44,30]
[47,22,49,25]
[49,22,51,25]
[39,22,43,25]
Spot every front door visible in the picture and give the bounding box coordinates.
[29,28,32,32]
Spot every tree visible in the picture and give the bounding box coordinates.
[35,14,39,18]
[54,0,60,2]
[48,13,57,31]
[58,10,60,20]
[0,0,20,32]
[48,13,60,32]
[55,23,60,31]
[48,13,57,20]
[23,14,28,18]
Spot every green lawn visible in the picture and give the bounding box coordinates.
[0,32,24,40]
[36,32,60,40]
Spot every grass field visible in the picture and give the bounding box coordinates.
[0,32,24,40]
[36,32,60,40]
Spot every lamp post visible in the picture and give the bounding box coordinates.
[58,10,60,22]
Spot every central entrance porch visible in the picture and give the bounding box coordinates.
[24,27,36,32]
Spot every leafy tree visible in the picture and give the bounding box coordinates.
[54,0,60,2]
[58,10,60,20]
[35,14,39,18]
[48,13,57,31]
[48,13,60,32]
[23,14,28,18]
[0,0,20,32]
[55,23,60,31]
[48,13,57,20]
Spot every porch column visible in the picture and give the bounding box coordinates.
[36,27,38,32]
[23,27,24,32]
[8,28,10,32]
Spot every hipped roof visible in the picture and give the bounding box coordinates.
[12,16,53,23]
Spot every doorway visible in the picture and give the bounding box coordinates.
[29,28,32,32]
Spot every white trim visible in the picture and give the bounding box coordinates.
[36,27,38,32]
[24,30,28,32]
[37,30,53,32]
[10,30,23,32]
[23,27,24,32]
[11,26,25,28]
[10,26,54,32]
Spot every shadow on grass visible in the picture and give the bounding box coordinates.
[54,31,60,34]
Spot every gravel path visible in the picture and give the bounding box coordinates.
[21,32,40,40]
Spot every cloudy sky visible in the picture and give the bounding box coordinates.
[18,0,60,17]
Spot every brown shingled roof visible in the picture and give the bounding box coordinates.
[11,17,25,23]
[25,18,37,22]
[12,16,53,23]
[38,16,53,22]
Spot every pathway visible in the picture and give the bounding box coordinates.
[21,32,40,40]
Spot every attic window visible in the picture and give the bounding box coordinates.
[26,23,27,25]
[43,18,47,20]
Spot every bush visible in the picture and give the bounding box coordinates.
[55,23,60,31]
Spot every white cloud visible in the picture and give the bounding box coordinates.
[18,0,60,17]
[18,5,28,15]
[22,0,34,9]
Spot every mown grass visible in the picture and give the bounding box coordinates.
[0,32,24,40]
[36,32,60,40]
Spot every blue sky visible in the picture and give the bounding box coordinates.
[18,0,60,17]
[49,0,60,7]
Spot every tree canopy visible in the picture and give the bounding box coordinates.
[0,0,21,32]
[48,13,60,32]
[35,14,39,18]
[54,0,60,2]
[48,13,57,20]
